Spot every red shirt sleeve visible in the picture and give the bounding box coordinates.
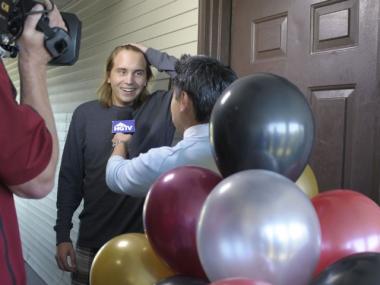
[0,61,52,186]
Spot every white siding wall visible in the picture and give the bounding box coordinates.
[4,0,198,284]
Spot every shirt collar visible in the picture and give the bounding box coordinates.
[183,123,209,138]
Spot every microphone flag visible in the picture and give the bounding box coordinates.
[112,120,135,134]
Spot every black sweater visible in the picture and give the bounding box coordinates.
[54,48,177,248]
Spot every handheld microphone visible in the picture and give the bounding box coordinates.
[113,108,135,134]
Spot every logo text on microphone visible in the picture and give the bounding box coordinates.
[112,120,135,134]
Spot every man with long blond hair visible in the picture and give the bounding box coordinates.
[54,44,177,285]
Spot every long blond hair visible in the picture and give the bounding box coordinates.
[97,45,153,108]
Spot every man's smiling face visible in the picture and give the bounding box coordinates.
[108,49,148,106]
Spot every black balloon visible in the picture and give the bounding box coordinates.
[311,252,380,285]
[155,275,209,285]
[210,73,314,180]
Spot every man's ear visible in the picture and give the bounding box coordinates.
[179,91,191,112]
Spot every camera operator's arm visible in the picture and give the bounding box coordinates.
[8,3,66,198]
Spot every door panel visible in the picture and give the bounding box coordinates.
[230,0,380,200]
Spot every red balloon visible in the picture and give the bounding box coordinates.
[144,166,222,279]
[312,189,380,276]
[210,278,272,285]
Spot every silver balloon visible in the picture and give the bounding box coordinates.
[197,170,321,285]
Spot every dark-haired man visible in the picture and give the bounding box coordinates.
[106,54,237,196]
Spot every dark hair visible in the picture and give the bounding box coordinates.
[97,44,153,108]
[172,55,237,122]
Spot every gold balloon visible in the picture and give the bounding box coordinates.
[296,164,319,198]
[90,233,175,285]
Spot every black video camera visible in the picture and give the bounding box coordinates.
[0,0,81,65]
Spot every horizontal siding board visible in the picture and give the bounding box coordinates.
[82,0,195,49]
[81,0,175,36]
[48,79,100,94]
[63,0,122,19]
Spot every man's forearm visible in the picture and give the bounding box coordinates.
[145,48,177,78]
[106,156,147,197]
[17,56,58,194]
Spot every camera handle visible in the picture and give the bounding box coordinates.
[36,12,81,65]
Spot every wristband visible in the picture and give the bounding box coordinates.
[112,140,125,148]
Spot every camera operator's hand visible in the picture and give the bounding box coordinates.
[17,1,66,65]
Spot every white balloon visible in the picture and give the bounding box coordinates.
[197,170,321,285]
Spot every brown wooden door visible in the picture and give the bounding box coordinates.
[200,0,380,201]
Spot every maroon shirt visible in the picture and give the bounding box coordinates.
[0,60,52,285]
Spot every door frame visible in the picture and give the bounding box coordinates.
[197,0,232,65]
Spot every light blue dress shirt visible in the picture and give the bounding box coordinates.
[106,124,219,196]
